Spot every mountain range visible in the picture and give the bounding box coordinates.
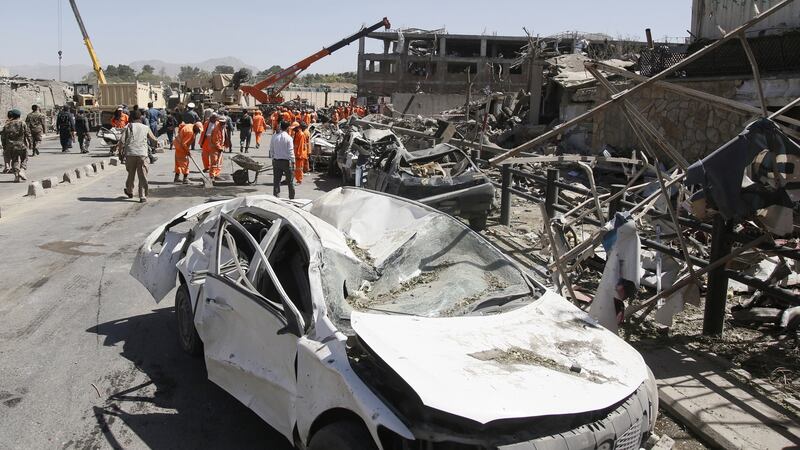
[4,57,259,82]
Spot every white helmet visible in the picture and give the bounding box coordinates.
[187,102,196,109]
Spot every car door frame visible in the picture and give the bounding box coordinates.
[197,211,307,438]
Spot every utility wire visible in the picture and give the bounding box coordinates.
[58,0,63,81]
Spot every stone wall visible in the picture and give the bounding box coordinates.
[390,93,470,117]
[591,79,757,162]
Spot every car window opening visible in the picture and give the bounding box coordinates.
[257,227,313,324]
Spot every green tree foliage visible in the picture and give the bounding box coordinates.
[178,66,203,81]
[231,68,252,90]
[82,63,173,84]
[296,72,357,86]
[213,65,235,74]
[82,64,139,83]
[256,65,283,79]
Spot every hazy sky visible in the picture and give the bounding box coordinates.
[2,0,692,73]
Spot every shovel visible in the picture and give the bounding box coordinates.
[188,154,214,188]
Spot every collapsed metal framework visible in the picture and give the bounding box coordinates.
[487,0,800,335]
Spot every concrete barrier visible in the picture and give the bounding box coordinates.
[27,181,45,197]
[41,177,59,189]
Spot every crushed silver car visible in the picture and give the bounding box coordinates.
[131,187,658,450]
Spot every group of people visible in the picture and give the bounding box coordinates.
[0,99,346,199]
[0,105,51,182]
[330,104,367,123]
[55,106,95,154]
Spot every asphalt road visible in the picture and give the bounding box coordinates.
[0,135,334,449]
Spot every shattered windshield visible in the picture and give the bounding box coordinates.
[306,189,539,332]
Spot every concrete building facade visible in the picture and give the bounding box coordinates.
[357,31,534,101]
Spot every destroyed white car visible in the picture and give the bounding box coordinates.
[131,188,658,450]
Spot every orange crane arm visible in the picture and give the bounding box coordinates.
[242,17,390,104]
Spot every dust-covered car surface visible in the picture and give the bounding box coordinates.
[130,187,658,450]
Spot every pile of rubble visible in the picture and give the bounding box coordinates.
[0,76,74,129]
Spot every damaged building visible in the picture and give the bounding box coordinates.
[0,76,74,128]
[357,30,537,115]
[564,0,800,159]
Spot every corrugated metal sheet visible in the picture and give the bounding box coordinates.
[692,0,800,40]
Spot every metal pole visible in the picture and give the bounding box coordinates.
[500,164,511,226]
[540,203,578,304]
[738,34,769,116]
[703,215,734,335]
[609,184,624,217]
[544,168,559,219]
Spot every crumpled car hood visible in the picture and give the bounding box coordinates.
[351,290,648,424]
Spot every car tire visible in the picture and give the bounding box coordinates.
[308,421,377,450]
[468,215,488,231]
[176,284,203,356]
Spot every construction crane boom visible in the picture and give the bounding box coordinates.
[68,0,106,85]
[241,17,390,105]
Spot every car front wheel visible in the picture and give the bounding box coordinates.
[176,283,203,356]
[308,421,378,450]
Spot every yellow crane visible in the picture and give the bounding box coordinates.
[68,0,106,84]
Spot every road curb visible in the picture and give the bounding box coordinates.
[23,158,121,201]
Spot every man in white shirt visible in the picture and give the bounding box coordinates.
[270,121,295,199]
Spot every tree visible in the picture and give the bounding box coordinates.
[178,66,202,81]
[231,68,252,90]
[141,64,155,74]
[213,65,235,74]
[295,72,357,86]
[256,65,283,79]
[115,65,137,80]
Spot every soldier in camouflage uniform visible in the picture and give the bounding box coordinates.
[25,104,47,156]
[1,109,31,182]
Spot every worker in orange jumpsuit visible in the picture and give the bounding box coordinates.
[281,108,293,124]
[292,122,308,184]
[173,121,203,183]
[270,110,280,133]
[209,116,227,179]
[304,110,313,125]
[200,114,227,180]
[302,122,311,173]
[111,107,129,128]
[252,110,267,149]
